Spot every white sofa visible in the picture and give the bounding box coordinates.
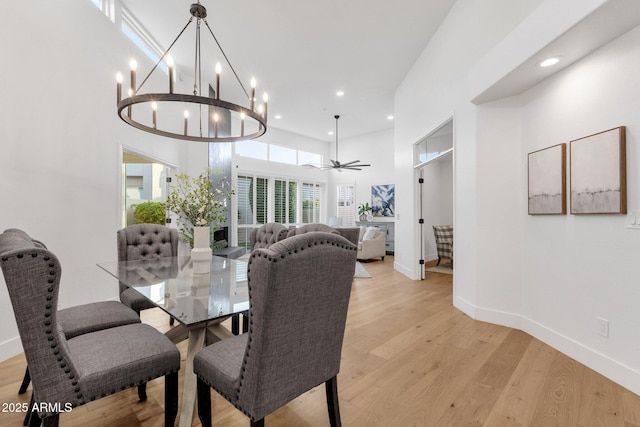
[357,226,386,261]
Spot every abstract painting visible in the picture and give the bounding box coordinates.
[371,184,395,217]
[570,126,626,214]
[528,144,566,215]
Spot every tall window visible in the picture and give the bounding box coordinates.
[336,184,355,226]
[274,180,298,224]
[237,175,270,248]
[302,183,322,224]
[236,174,324,248]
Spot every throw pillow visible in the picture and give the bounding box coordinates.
[362,226,378,241]
[358,226,366,242]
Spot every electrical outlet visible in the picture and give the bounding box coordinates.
[597,317,609,338]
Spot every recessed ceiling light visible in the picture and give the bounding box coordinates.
[328,131,334,135]
[336,91,344,97]
[539,57,559,67]
[387,115,394,120]
[274,115,282,119]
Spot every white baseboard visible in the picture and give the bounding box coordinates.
[394,260,419,280]
[0,336,23,362]
[453,295,640,396]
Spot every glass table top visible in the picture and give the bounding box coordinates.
[97,255,249,327]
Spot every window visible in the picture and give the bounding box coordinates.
[236,174,324,247]
[298,150,322,166]
[90,0,115,22]
[121,7,168,73]
[336,184,355,226]
[269,145,297,165]
[237,174,269,249]
[234,142,322,166]
[302,183,322,224]
[236,140,268,160]
[274,180,298,224]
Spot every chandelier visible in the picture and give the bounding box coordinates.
[115,1,267,142]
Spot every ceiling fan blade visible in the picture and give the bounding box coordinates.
[330,159,338,167]
[302,163,321,169]
[341,160,360,166]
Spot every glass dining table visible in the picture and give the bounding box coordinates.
[97,255,249,427]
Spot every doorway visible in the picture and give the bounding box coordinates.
[414,117,454,280]
[121,149,176,227]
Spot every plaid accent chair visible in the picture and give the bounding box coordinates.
[433,225,453,266]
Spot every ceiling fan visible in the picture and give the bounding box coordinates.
[304,115,371,172]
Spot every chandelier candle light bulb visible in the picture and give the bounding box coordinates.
[240,112,245,136]
[215,62,221,100]
[184,110,189,136]
[115,72,123,103]
[250,77,256,111]
[262,93,268,119]
[213,112,219,138]
[129,58,137,95]
[167,55,174,94]
[151,102,158,129]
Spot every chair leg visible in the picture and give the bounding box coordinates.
[28,411,42,427]
[42,414,59,427]
[197,378,212,427]
[169,317,175,326]
[250,419,265,427]
[436,257,441,266]
[231,313,240,335]
[242,312,249,333]
[23,393,34,426]
[19,367,30,394]
[165,371,179,427]
[138,383,147,402]
[325,376,342,427]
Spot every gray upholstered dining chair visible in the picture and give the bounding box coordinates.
[3,230,141,401]
[117,224,179,324]
[0,229,180,427]
[279,223,340,241]
[249,223,287,250]
[194,232,357,426]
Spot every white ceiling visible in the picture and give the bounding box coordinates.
[120,0,457,142]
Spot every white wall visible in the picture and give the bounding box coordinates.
[516,25,640,393]
[395,0,640,394]
[327,128,395,224]
[0,1,190,360]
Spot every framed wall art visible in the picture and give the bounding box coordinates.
[371,184,395,217]
[528,143,566,215]
[570,126,626,214]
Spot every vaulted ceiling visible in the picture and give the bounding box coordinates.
[120,0,457,142]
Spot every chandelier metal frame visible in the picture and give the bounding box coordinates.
[116,2,267,142]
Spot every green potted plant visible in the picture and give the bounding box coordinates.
[132,201,166,225]
[357,202,372,221]
[165,168,234,251]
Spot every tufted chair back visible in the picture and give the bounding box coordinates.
[117,223,178,261]
[117,224,179,313]
[282,223,340,240]
[0,229,82,410]
[249,223,287,250]
[194,232,357,423]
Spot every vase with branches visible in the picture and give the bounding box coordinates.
[165,168,234,251]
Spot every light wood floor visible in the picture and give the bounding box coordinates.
[1,257,639,426]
